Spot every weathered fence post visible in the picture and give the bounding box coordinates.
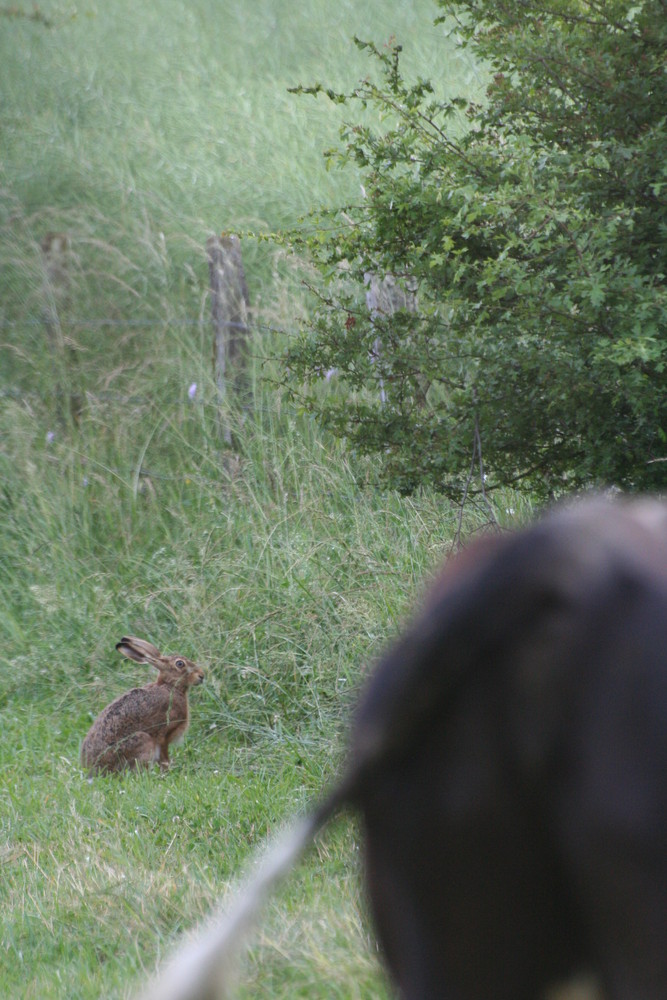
[207,233,250,443]
[364,272,417,405]
[40,231,81,422]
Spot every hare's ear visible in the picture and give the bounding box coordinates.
[116,637,163,665]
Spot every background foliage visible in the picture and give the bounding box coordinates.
[0,3,497,998]
[284,0,667,499]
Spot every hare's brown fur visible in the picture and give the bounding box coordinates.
[81,637,204,774]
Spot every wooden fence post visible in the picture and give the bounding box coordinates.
[364,272,417,405]
[207,233,250,443]
[40,231,81,422]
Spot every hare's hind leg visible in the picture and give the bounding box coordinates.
[115,732,160,771]
[83,732,159,774]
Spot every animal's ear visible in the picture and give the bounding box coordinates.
[116,637,162,665]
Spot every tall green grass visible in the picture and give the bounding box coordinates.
[1,378,529,998]
[0,3,512,997]
[0,0,484,376]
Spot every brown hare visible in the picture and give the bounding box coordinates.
[81,637,204,775]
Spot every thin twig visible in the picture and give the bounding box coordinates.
[474,413,499,529]
[452,428,478,553]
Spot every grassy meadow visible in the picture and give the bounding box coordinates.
[0,3,505,997]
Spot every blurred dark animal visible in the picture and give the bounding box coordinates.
[140,498,667,1000]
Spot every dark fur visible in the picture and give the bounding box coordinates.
[337,499,667,999]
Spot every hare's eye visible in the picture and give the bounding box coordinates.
[175,658,185,668]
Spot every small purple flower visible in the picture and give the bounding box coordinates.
[83,476,89,488]
[188,382,198,400]
[46,431,55,445]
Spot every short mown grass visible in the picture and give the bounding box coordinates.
[0,3,508,997]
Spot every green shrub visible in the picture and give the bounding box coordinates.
[283,0,667,500]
